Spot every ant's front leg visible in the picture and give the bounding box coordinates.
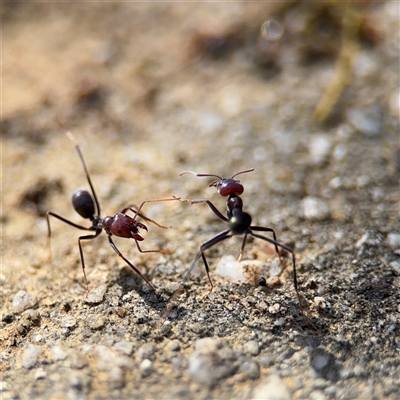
[180,198,228,222]
[121,197,181,229]
[134,240,171,255]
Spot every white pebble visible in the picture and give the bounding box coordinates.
[51,344,67,360]
[308,135,332,165]
[347,105,383,136]
[34,368,46,380]
[313,297,331,310]
[194,337,221,354]
[244,340,260,356]
[85,284,108,304]
[387,233,400,249]
[301,197,331,221]
[139,359,153,376]
[12,290,38,314]
[389,261,400,274]
[21,344,42,369]
[216,255,246,282]
[252,375,291,400]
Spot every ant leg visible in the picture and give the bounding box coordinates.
[135,240,170,255]
[46,211,94,263]
[250,232,302,313]
[250,226,281,260]
[180,198,228,222]
[47,211,94,235]
[124,207,169,229]
[238,233,249,261]
[77,233,101,297]
[122,197,180,228]
[160,230,232,326]
[107,236,156,290]
[183,230,232,293]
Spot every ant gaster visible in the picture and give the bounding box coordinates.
[179,168,302,310]
[47,130,178,295]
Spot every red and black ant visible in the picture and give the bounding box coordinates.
[179,168,303,311]
[47,130,179,295]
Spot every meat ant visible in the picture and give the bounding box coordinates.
[47,130,178,295]
[179,168,303,311]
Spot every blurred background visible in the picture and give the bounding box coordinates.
[1,2,399,399]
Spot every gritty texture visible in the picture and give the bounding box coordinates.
[1,2,399,400]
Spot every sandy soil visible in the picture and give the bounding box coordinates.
[1,2,399,399]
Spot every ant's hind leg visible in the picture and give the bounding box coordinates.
[250,226,282,265]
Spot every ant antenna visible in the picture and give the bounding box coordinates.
[65,130,101,217]
[231,168,254,179]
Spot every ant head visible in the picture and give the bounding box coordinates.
[72,189,96,219]
[210,178,244,197]
[180,168,254,197]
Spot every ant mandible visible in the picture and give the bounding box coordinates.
[179,168,302,310]
[47,130,179,295]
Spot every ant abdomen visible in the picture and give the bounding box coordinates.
[230,210,252,235]
[72,189,95,219]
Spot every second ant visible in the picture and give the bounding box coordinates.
[47,130,179,296]
[177,168,303,312]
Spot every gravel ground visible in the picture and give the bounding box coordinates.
[1,2,399,400]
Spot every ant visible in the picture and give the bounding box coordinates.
[47,130,179,296]
[179,168,303,311]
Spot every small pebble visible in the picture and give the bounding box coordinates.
[12,290,38,314]
[61,315,77,328]
[194,337,221,354]
[301,197,330,221]
[216,255,246,282]
[34,368,46,380]
[252,375,291,400]
[135,343,156,360]
[114,341,134,356]
[87,315,105,330]
[51,344,67,360]
[94,345,134,371]
[188,352,236,387]
[108,366,125,389]
[389,261,400,274]
[67,370,91,391]
[85,284,108,304]
[0,381,8,392]
[268,303,281,314]
[239,359,260,380]
[166,340,181,352]
[69,351,88,369]
[244,340,260,356]
[313,297,331,310]
[140,359,153,377]
[21,344,42,369]
[308,135,332,165]
[259,354,274,367]
[387,233,400,249]
[347,104,383,136]
[116,307,127,318]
